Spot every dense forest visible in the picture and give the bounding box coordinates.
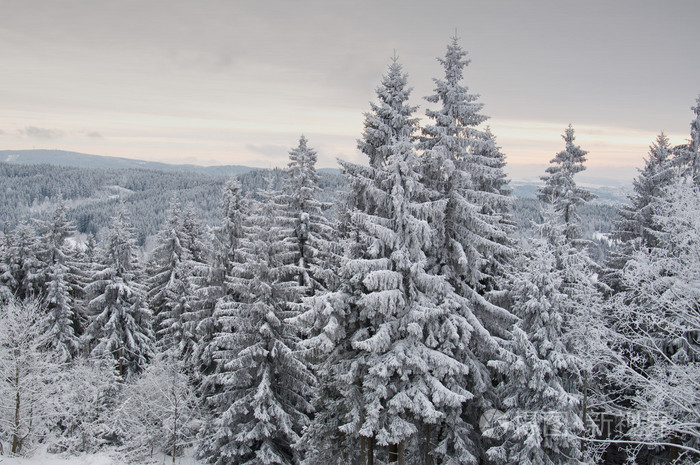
[0,162,617,251]
[0,163,346,245]
[1,38,699,465]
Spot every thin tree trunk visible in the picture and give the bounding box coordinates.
[425,424,432,465]
[119,345,124,379]
[12,387,21,454]
[581,370,588,454]
[12,357,21,455]
[389,443,398,462]
[398,441,405,465]
[172,394,177,465]
[359,434,365,465]
[367,436,374,465]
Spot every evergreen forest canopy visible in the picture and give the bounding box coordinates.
[1,37,699,465]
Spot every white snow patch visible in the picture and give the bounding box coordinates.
[0,449,115,465]
[0,447,204,465]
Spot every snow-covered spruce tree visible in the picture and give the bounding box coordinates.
[538,125,595,244]
[0,223,43,302]
[358,55,419,170]
[606,133,676,290]
[200,183,313,465]
[297,58,416,464]
[350,134,482,464]
[146,199,196,359]
[467,127,511,200]
[191,178,246,385]
[616,132,675,249]
[283,135,338,295]
[608,180,700,462]
[209,177,246,289]
[0,230,8,303]
[537,136,605,457]
[84,205,154,379]
[37,201,83,361]
[42,262,79,361]
[421,36,514,299]
[420,36,516,459]
[282,136,340,463]
[343,55,419,223]
[674,95,700,184]
[485,212,584,464]
[292,195,369,465]
[181,203,208,265]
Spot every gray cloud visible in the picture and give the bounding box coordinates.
[85,131,103,138]
[245,144,289,158]
[21,126,64,139]
[0,129,5,135]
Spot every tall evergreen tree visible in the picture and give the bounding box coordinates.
[146,200,195,358]
[302,54,502,464]
[37,201,83,361]
[421,36,513,293]
[606,133,676,292]
[283,135,338,294]
[358,56,419,170]
[486,212,584,464]
[0,223,43,302]
[84,205,154,379]
[298,59,422,464]
[616,132,675,249]
[298,57,419,464]
[674,95,700,184]
[537,136,604,455]
[201,184,313,465]
[212,178,246,283]
[538,125,595,243]
[181,203,208,264]
[419,37,516,461]
[350,135,477,464]
[191,178,246,382]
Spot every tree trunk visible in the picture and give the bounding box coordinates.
[360,435,365,465]
[12,387,21,454]
[581,370,588,453]
[389,443,398,462]
[425,424,432,465]
[172,398,177,465]
[12,357,22,455]
[388,441,405,464]
[367,436,374,465]
[119,345,124,379]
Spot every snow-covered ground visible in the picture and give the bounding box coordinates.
[0,447,203,465]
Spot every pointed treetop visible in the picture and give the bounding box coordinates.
[358,56,418,169]
[538,125,595,241]
[548,124,589,174]
[423,36,487,149]
[439,35,471,86]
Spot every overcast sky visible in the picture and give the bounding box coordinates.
[2,0,699,183]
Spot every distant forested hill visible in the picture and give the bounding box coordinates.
[0,156,620,250]
[0,162,346,245]
[0,149,256,176]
